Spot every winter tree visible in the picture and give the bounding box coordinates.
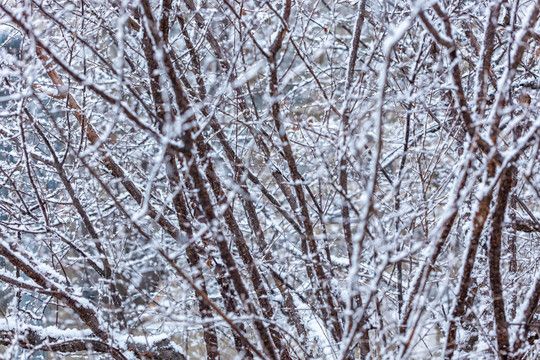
[0,0,539,359]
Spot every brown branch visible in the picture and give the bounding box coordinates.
[341,0,367,260]
[139,5,221,359]
[139,2,280,357]
[159,250,267,359]
[444,160,496,359]
[176,12,310,351]
[487,166,515,359]
[31,46,182,241]
[0,327,186,360]
[512,273,540,358]
[0,234,127,360]
[266,0,343,344]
